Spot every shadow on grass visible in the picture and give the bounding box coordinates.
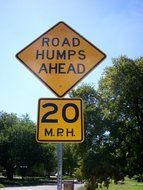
[0,177,57,187]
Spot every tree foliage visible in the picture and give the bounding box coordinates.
[63,144,78,176]
[70,84,106,154]
[70,56,143,188]
[70,84,114,188]
[98,56,143,177]
[0,112,56,179]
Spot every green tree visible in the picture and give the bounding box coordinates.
[63,144,78,176]
[0,111,18,132]
[69,84,114,188]
[70,84,106,154]
[98,56,143,177]
[39,144,56,177]
[0,112,19,179]
[0,112,56,179]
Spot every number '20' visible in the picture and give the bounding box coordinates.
[41,103,79,123]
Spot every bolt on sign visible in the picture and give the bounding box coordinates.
[37,98,84,142]
[16,22,106,97]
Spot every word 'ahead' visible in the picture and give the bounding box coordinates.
[16,22,106,97]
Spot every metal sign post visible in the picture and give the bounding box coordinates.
[57,143,63,190]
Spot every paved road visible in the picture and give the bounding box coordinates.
[2,183,84,190]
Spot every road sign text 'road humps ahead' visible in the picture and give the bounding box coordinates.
[16,22,106,97]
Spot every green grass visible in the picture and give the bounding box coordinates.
[0,184,4,188]
[78,178,143,190]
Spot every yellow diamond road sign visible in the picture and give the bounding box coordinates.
[16,22,106,97]
[37,98,84,143]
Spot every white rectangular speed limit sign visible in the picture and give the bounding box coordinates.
[36,98,84,143]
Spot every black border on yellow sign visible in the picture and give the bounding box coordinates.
[36,98,84,143]
[16,21,106,97]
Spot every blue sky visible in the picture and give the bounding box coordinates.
[0,0,143,122]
